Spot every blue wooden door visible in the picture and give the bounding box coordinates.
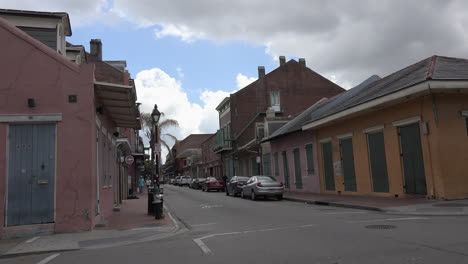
[7,124,55,226]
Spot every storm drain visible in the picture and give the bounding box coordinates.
[365,225,396,230]
[432,203,468,207]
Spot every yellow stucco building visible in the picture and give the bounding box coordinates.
[303,56,468,199]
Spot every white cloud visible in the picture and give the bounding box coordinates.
[236,73,257,90]
[154,24,205,43]
[0,0,112,27]
[135,67,232,161]
[111,0,468,87]
[6,1,468,87]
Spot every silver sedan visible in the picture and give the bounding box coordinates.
[241,176,284,200]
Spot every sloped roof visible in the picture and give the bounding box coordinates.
[0,8,72,36]
[303,55,468,129]
[265,75,381,141]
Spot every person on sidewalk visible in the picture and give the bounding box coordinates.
[138,176,145,194]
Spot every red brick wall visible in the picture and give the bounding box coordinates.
[231,60,345,148]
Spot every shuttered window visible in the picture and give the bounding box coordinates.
[282,151,290,188]
[465,117,468,134]
[274,152,279,176]
[305,144,315,175]
[367,131,389,193]
[239,159,243,175]
[293,148,303,189]
[263,154,272,176]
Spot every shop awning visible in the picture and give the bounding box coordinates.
[95,81,141,129]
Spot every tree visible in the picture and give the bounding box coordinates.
[140,112,179,161]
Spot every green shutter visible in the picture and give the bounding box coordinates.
[305,144,315,175]
[367,132,389,193]
[321,142,335,191]
[263,154,272,176]
[465,117,468,134]
[239,160,243,176]
[274,152,279,176]
[293,148,303,189]
[399,124,426,195]
[340,138,357,192]
[282,151,290,188]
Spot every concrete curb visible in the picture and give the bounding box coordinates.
[284,197,385,213]
[0,248,79,259]
[0,205,184,258]
[284,197,468,216]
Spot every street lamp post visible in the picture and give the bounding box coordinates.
[151,104,161,184]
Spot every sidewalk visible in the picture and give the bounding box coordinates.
[284,192,468,216]
[0,193,180,258]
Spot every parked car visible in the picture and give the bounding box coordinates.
[189,178,207,189]
[201,177,225,192]
[174,176,182,186]
[180,176,192,186]
[226,176,250,196]
[241,176,284,200]
[169,178,175,184]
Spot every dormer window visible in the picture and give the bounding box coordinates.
[270,91,281,112]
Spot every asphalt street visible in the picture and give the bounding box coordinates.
[4,185,468,264]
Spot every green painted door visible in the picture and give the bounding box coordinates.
[321,142,335,191]
[399,123,427,195]
[282,151,290,188]
[340,138,357,192]
[367,131,389,192]
[293,148,303,189]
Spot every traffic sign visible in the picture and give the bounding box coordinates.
[125,155,134,165]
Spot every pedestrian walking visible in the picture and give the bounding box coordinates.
[222,174,228,191]
[138,176,145,194]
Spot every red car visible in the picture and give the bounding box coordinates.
[201,177,225,192]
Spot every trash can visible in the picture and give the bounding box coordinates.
[153,196,163,219]
[147,189,154,216]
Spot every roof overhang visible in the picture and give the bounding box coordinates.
[302,80,468,131]
[95,81,141,129]
[0,9,71,36]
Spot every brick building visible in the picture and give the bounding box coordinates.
[201,133,222,179]
[214,56,345,179]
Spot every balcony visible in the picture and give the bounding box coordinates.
[213,128,232,153]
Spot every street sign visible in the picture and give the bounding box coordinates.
[125,155,134,165]
[154,143,161,152]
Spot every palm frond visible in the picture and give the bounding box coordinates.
[158,119,179,130]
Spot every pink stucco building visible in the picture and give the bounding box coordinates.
[0,10,141,238]
[263,103,324,193]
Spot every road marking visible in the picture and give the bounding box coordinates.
[200,204,223,209]
[322,212,366,215]
[191,223,217,227]
[37,253,60,264]
[349,217,428,223]
[26,236,39,243]
[193,224,316,255]
[193,238,213,255]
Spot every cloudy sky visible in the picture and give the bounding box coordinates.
[2,0,468,153]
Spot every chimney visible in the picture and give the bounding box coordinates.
[258,66,265,78]
[90,39,102,61]
[279,56,286,66]
[299,58,306,67]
